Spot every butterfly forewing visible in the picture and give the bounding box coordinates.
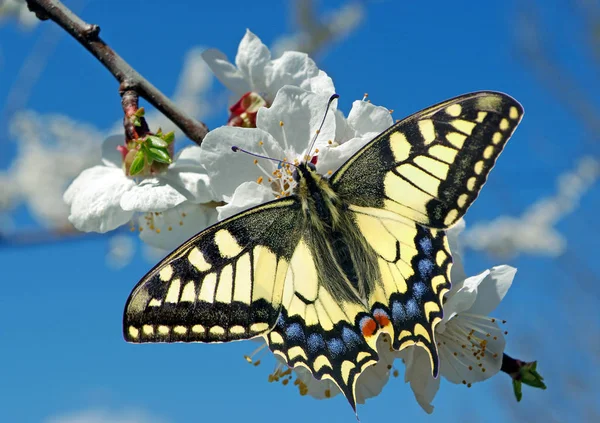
[331,91,523,228]
[124,198,304,343]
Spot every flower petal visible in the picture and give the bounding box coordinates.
[467,265,516,316]
[120,178,188,212]
[438,315,506,384]
[265,52,334,100]
[447,219,467,282]
[235,30,271,96]
[200,126,283,200]
[139,201,218,250]
[256,86,335,158]
[317,135,371,175]
[101,134,125,168]
[171,145,204,169]
[63,166,134,232]
[300,70,335,97]
[216,181,274,220]
[347,100,394,136]
[333,109,355,144]
[402,346,439,414]
[438,269,490,330]
[201,48,250,97]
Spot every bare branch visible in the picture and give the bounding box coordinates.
[24,0,209,144]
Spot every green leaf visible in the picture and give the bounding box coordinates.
[129,151,146,175]
[147,135,168,148]
[134,107,146,117]
[512,380,523,402]
[131,116,142,127]
[162,131,175,144]
[147,147,172,164]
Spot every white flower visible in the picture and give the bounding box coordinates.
[63,135,216,249]
[200,85,393,221]
[202,29,334,105]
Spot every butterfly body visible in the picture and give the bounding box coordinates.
[123,91,523,410]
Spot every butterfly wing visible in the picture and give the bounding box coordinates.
[331,91,523,228]
[265,236,379,411]
[329,91,522,377]
[124,198,304,343]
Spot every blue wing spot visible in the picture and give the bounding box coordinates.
[342,327,362,349]
[413,282,427,299]
[307,332,326,355]
[392,301,406,322]
[419,237,433,256]
[276,314,285,328]
[327,338,346,359]
[286,323,305,343]
[406,299,420,318]
[418,258,433,278]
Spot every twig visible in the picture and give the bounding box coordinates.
[25,0,209,144]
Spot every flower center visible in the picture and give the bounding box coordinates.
[438,314,508,383]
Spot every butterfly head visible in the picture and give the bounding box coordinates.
[291,161,317,183]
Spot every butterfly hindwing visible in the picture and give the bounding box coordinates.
[124,198,303,343]
[352,206,452,375]
[331,91,523,228]
[265,236,379,411]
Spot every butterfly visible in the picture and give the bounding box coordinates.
[123,91,523,410]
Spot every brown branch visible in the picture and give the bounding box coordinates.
[25,0,209,144]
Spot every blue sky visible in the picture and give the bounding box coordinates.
[1,1,598,422]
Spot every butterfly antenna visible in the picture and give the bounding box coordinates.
[231,146,298,169]
[305,93,339,162]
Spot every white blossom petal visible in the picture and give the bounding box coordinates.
[171,145,205,168]
[101,134,125,168]
[216,182,274,220]
[235,29,271,95]
[447,219,467,282]
[63,166,135,233]
[333,109,355,144]
[402,346,439,414]
[161,169,213,204]
[438,269,490,331]
[200,126,283,199]
[317,135,371,174]
[266,52,334,99]
[256,86,336,156]
[467,265,516,316]
[139,201,218,250]
[347,100,393,136]
[201,48,250,96]
[120,178,188,212]
[438,315,506,384]
[300,70,335,97]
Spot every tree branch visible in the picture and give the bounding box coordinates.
[25,0,209,144]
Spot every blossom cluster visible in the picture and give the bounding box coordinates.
[64,30,520,412]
